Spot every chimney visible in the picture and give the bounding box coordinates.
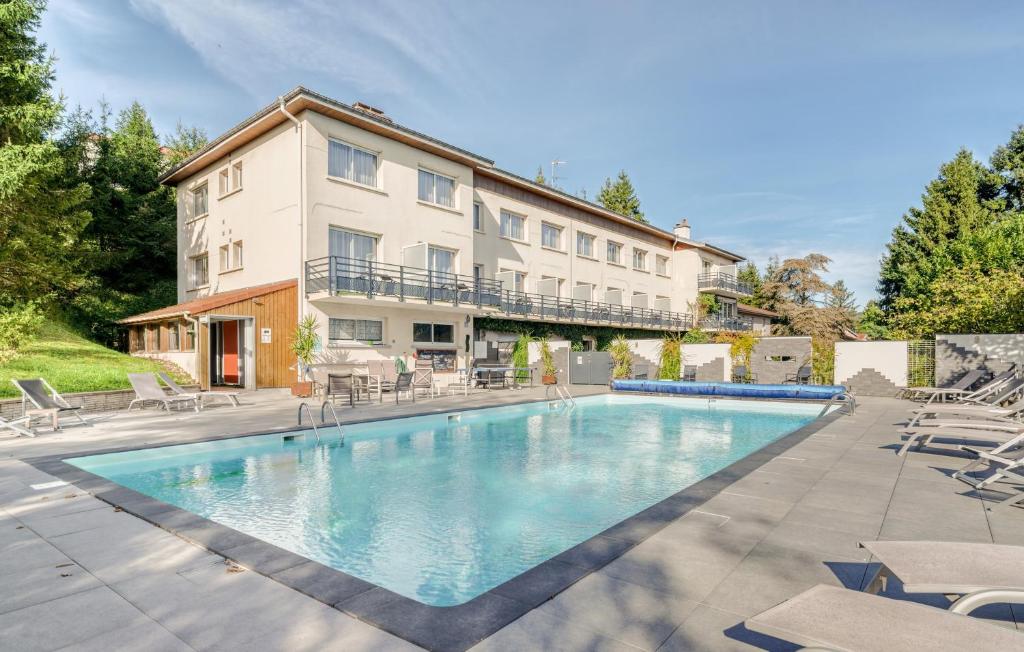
[673,219,692,240]
[352,102,392,123]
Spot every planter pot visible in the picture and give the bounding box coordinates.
[542,375,558,385]
[291,381,314,398]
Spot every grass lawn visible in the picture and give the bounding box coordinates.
[0,321,192,398]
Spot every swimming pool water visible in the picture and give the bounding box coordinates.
[68,395,823,606]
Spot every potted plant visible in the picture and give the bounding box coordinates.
[289,314,320,397]
[539,337,558,385]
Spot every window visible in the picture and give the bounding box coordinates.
[577,232,595,258]
[129,327,144,352]
[191,184,208,218]
[541,222,563,249]
[473,203,483,231]
[167,322,180,351]
[147,324,160,352]
[500,268,526,292]
[656,255,669,276]
[328,228,377,261]
[219,162,243,197]
[702,259,713,273]
[219,244,230,271]
[413,322,454,344]
[607,241,622,264]
[500,210,526,241]
[328,139,378,187]
[232,161,243,190]
[190,253,209,287]
[632,248,647,271]
[232,241,243,268]
[329,318,383,345]
[473,264,484,285]
[428,246,455,276]
[418,168,455,207]
[218,169,229,196]
[183,322,196,351]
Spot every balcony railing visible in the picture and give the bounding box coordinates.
[306,256,694,331]
[697,272,754,296]
[700,315,754,331]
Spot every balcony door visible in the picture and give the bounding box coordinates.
[329,228,377,291]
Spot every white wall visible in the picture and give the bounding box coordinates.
[835,341,908,388]
[681,343,732,381]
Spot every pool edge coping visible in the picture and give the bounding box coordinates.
[22,396,846,652]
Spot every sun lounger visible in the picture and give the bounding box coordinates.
[158,372,239,408]
[0,415,35,438]
[921,371,1021,407]
[745,584,1023,651]
[953,445,1024,509]
[127,373,199,412]
[903,369,987,402]
[860,541,1024,613]
[907,395,1024,426]
[11,378,94,428]
[897,421,1024,456]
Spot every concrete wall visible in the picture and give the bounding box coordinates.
[0,385,199,420]
[527,339,570,383]
[936,334,1024,386]
[835,341,908,396]
[681,343,731,381]
[751,336,811,385]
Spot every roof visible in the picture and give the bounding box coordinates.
[737,303,777,318]
[675,237,745,262]
[118,279,297,324]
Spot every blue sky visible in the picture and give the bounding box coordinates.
[42,0,1024,305]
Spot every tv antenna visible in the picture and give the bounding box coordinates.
[550,159,567,189]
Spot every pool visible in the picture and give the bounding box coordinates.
[67,395,825,607]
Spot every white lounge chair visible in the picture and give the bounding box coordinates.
[0,415,35,438]
[953,445,1024,509]
[861,541,1024,612]
[158,372,240,408]
[903,369,987,402]
[907,395,1024,427]
[11,378,94,429]
[898,421,1024,456]
[127,373,199,412]
[920,372,1022,408]
[745,584,1023,651]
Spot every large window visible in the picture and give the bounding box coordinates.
[418,168,455,207]
[219,244,229,272]
[632,248,647,271]
[500,268,526,292]
[541,222,563,249]
[413,322,454,344]
[191,184,208,218]
[656,254,669,276]
[577,232,595,258]
[500,210,526,241]
[473,203,483,231]
[607,240,622,264]
[190,254,209,287]
[232,241,243,268]
[428,246,455,275]
[167,322,180,351]
[329,318,383,344]
[329,228,377,261]
[328,139,378,187]
[183,322,196,351]
[218,161,243,196]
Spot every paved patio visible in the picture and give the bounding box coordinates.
[1,390,1021,651]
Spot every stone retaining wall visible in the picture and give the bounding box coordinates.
[0,385,200,420]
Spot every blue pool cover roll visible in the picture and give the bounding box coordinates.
[611,380,847,400]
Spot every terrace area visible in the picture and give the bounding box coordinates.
[697,272,754,298]
[2,389,1021,651]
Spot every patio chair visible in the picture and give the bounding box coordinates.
[0,414,35,438]
[157,372,239,408]
[860,540,1024,613]
[325,374,358,407]
[373,360,397,392]
[682,365,697,382]
[745,584,1023,651]
[897,420,1024,456]
[12,378,94,428]
[413,368,436,398]
[906,395,1024,427]
[394,372,415,404]
[902,368,987,402]
[784,365,812,385]
[952,444,1024,508]
[731,365,756,384]
[127,373,199,412]
[920,369,1019,407]
[447,369,474,396]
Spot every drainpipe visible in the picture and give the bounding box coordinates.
[182,311,201,388]
[278,96,304,323]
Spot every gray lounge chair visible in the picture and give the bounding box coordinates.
[920,369,1020,407]
[746,584,1023,651]
[127,373,199,412]
[903,368,987,402]
[953,446,1024,509]
[11,378,93,428]
[861,541,1024,612]
[898,421,1024,456]
[0,415,35,438]
[907,395,1024,426]
[158,372,239,408]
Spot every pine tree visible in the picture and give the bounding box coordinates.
[991,124,1024,213]
[534,165,547,185]
[828,279,857,312]
[164,121,208,169]
[737,262,762,303]
[597,170,646,223]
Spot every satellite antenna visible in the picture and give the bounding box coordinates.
[550,159,567,189]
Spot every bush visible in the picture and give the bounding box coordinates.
[64,280,177,348]
[659,333,682,379]
[512,333,532,382]
[0,302,45,363]
[608,335,633,380]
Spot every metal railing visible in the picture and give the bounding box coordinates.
[697,272,754,296]
[306,256,694,331]
[700,315,754,331]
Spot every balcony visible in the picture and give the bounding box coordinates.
[697,272,754,298]
[700,315,754,331]
[306,256,694,331]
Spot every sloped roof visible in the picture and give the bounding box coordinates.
[118,279,297,324]
[737,303,777,318]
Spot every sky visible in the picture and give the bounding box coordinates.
[41,0,1024,305]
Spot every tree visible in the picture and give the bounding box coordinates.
[163,121,208,168]
[534,165,547,185]
[0,0,90,305]
[828,279,857,313]
[597,170,646,223]
[737,261,762,304]
[857,300,889,340]
[761,254,854,340]
[991,124,1024,213]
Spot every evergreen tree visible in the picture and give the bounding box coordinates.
[828,279,857,312]
[991,124,1024,213]
[857,300,889,340]
[597,170,646,222]
[534,165,547,185]
[0,0,89,304]
[737,261,762,303]
[164,121,208,168]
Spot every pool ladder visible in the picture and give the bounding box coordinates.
[819,392,857,417]
[296,401,345,445]
[554,385,576,410]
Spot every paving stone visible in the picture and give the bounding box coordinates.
[656,604,786,652]
[0,586,146,652]
[219,539,309,575]
[271,560,376,606]
[470,608,642,652]
[553,534,635,571]
[19,504,131,538]
[778,502,884,539]
[491,558,591,608]
[760,521,873,562]
[52,619,193,652]
[0,536,70,576]
[0,560,102,615]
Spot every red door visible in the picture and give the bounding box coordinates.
[222,321,239,385]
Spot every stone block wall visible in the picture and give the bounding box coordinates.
[0,385,199,420]
[936,334,1023,387]
[750,337,811,385]
[835,341,908,397]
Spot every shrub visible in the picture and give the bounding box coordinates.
[290,314,321,380]
[0,302,45,363]
[682,328,710,344]
[539,337,557,379]
[512,333,532,382]
[659,333,682,379]
[608,335,633,380]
